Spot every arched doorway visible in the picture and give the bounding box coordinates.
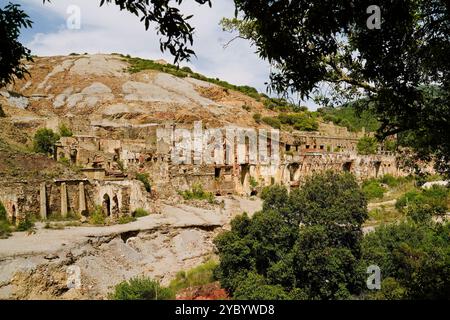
[343,162,352,172]
[102,194,111,216]
[11,205,16,225]
[112,195,119,217]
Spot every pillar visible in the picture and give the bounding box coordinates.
[40,183,47,220]
[61,182,68,218]
[78,182,86,215]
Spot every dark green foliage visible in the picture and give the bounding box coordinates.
[233,272,291,300]
[318,105,380,133]
[357,136,379,155]
[360,221,450,299]
[227,1,450,176]
[395,185,449,217]
[136,173,151,192]
[109,276,175,300]
[33,128,60,155]
[0,3,33,86]
[277,113,318,131]
[0,201,6,221]
[214,171,367,299]
[0,202,10,239]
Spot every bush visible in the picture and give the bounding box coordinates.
[395,185,449,215]
[0,220,11,239]
[58,123,73,137]
[0,201,6,221]
[109,276,175,300]
[16,218,34,231]
[169,259,218,292]
[262,117,281,129]
[362,179,386,200]
[118,215,136,224]
[33,128,60,155]
[0,104,6,117]
[361,221,450,299]
[180,184,215,203]
[133,208,149,218]
[136,173,151,192]
[253,113,262,123]
[214,171,367,299]
[357,136,378,155]
[89,206,106,225]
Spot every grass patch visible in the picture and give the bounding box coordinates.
[367,206,404,225]
[169,259,218,292]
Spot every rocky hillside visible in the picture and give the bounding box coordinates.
[1,54,278,133]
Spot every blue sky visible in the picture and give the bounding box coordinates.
[4,0,316,109]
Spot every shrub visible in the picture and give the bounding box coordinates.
[133,208,150,218]
[362,179,386,200]
[395,185,449,215]
[58,123,73,137]
[242,104,251,112]
[262,117,281,129]
[0,104,6,117]
[136,173,151,192]
[180,183,215,203]
[0,201,6,221]
[89,206,106,225]
[33,128,60,155]
[118,215,136,224]
[16,218,34,231]
[0,220,11,239]
[169,259,218,292]
[253,113,262,123]
[109,276,175,300]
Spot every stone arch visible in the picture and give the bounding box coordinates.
[102,194,111,217]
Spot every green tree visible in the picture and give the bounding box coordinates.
[360,220,450,299]
[58,123,73,137]
[33,128,60,155]
[357,136,378,155]
[214,171,367,299]
[221,1,450,175]
[0,3,33,86]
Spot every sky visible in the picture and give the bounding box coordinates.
[5,0,316,109]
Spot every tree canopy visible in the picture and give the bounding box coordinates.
[221,0,450,175]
